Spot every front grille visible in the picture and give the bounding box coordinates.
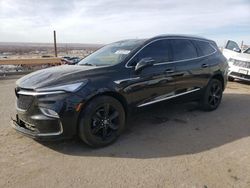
[233,60,250,69]
[17,94,34,110]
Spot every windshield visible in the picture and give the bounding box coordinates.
[78,39,145,66]
[244,48,250,54]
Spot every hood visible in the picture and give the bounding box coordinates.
[16,65,99,90]
[233,53,250,62]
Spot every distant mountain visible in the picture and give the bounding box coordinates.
[0,42,104,54]
[0,42,104,48]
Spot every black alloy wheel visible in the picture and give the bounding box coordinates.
[208,82,222,108]
[200,79,223,111]
[78,96,125,147]
[91,103,119,140]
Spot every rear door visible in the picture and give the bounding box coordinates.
[170,39,211,95]
[223,40,241,60]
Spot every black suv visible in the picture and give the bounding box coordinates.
[12,35,228,147]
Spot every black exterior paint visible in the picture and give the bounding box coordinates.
[12,35,228,140]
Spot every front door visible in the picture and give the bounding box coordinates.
[125,39,176,107]
[223,40,241,60]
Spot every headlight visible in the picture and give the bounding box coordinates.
[36,80,88,92]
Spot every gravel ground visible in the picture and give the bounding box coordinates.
[0,77,250,188]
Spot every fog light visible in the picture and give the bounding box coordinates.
[40,108,59,118]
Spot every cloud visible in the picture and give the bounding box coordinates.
[0,0,249,45]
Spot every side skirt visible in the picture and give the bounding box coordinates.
[137,88,201,107]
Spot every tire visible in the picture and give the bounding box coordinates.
[200,79,223,111]
[228,76,234,82]
[78,96,126,147]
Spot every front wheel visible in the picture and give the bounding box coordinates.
[228,76,234,82]
[200,79,223,111]
[78,96,126,147]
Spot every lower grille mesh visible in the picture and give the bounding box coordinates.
[17,95,34,110]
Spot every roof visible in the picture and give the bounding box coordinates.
[111,34,215,47]
[149,34,213,42]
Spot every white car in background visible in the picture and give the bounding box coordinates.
[243,48,250,55]
[223,40,250,82]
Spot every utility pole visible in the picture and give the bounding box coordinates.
[53,30,58,57]
[241,40,244,50]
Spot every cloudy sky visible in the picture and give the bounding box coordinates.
[0,0,249,45]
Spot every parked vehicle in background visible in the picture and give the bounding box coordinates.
[223,40,250,82]
[62,56,82,65]
[41,55,54,58]
[243,48,250,54]
[12,35,228,147]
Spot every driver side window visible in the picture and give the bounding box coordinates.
[129,40,170,67]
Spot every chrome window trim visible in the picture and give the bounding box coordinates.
[17,90,65,96]
[137,88,201,107]
[125,37,217,68]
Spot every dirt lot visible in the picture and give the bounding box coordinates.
[0,77,250,188]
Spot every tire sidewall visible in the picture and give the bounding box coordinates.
[78,96,126,147]
[202,79,223,111]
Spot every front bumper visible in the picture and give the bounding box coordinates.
[12,88,83,141]
[11,116,63,141]
[228,61,250,81]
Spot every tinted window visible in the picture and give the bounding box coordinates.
[130,40,170,66]
[194,40,215,56]
[225,40,240,51]
[244,48,250,54]
[171,39,197,61]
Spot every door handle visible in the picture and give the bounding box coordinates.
[201,64,209,68]
[165,69,175,74]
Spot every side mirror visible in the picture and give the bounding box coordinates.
[135,58,155,72]
[233,47,241,53]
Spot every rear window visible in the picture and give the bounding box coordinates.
[171,39,198,61]
[194,41,216,56]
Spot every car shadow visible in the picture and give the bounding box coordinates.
[39,93,250,159]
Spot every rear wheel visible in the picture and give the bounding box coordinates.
[200,79,223,111]
[78,96,125,147]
